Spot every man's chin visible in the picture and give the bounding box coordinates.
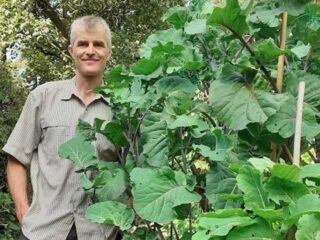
[79,71,103,79]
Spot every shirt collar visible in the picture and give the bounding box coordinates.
[61,77,111,105]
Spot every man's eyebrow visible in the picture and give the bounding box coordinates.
[76,40,88,44]
[94,40,106,45]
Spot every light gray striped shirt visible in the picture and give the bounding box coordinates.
[3,78,118,240]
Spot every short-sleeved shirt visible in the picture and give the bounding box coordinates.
[2,78,118,240]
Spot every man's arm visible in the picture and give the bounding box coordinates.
[7,156,29,223]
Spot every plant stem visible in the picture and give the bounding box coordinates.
[201,111,216,128]
[196,36,218,72]
[173,157,187,174]
[189,204,193,233]
[225,26,278,92]
[283,144,293,163]
[179,128,188,172]
[171,222,180,240]
[232,35,254,63]
[304,46,313,72]
[307,150,317,162]
[155,224,165,240]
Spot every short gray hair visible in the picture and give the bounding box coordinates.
[69,16,112,49]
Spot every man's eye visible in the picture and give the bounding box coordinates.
[94,42,105,47]
[77,42,88,47]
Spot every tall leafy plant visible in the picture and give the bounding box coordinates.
[59,0,320,239]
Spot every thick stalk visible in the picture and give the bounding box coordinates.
[225,26,278,92]
[276,12,288,93]
[272,12,288,162]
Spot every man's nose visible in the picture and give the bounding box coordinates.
[86,44,95,55]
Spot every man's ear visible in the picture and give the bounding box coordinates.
[68,45,74,57]
[106,50,112,61]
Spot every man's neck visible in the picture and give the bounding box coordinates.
[74,73,103,105]
[75,73,103,91]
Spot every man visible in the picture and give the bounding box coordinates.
[3,16,118,240]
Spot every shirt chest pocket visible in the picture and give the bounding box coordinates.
[41,120,71,156]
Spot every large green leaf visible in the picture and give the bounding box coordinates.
[300,164,320,179]
[193,209,253,239]
[291,42,311,59]
[58,136,97,169]
[292,4,320,45]
[76,119,96,142]
[163,6,189,29]
[139,29,185,58]
[94,119,129,147]
[287,194,320,225]
[254,38,290,64]
[168,115,205,129]
[265,177,309,204]
[85,201,134,231]
[238,123,287,158]
[296,214,320,240]
[279,0,312,16]
[95,168,127,201]
[252,207,284,222]
[206,162,240,210]
[164,91,193,116]
[130,58,163,80]
[140,112,169,167]
[154,76,197,98]
[151,42,185,58]
[207,0,250,35]
[209,64,287,130]
[249,0,311,29]
[184,19,207,35]
[270,164,302,182]
[266,96,320,141]
[285,71,320,109]
[130,167,201,224]
[103,66,133,89]
[193,129,234,162]
[248,157,275,174]
[227,217,279,240]
[237,166,272,210]
[248,5,282,27]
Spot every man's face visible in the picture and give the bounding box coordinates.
[69,30,111,79]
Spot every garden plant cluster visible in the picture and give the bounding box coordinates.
[59,0,320,239]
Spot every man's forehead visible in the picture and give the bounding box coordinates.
[74,31,107,42]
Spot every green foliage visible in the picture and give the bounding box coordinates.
[0,62,26,239]
[58,0,320,239]
[0,193,19,240]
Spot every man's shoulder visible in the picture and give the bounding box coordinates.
[31,79,72,96]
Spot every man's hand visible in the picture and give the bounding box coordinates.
[7,156,29,224]
[15,202,29,223]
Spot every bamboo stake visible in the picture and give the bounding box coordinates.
[271,12,288,161]
[276,12,288,93]
[293,81,306,166]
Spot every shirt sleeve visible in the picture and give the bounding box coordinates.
[2,91,42,166]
